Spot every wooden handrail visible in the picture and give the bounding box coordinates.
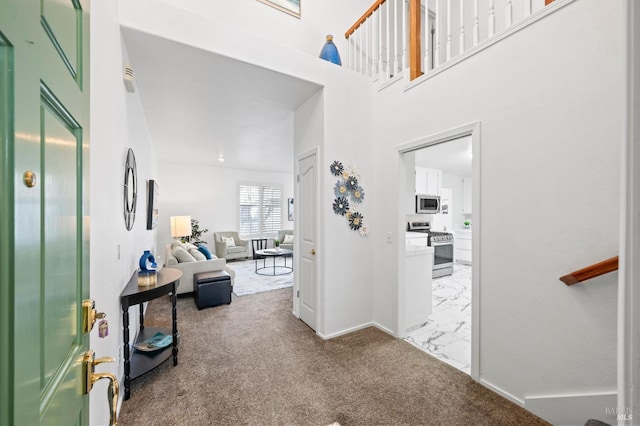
[559,256,619,286]
[345,0,387,39]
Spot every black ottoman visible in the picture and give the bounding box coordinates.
[193,270,232,310]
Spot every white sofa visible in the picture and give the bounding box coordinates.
[164,243,235,295]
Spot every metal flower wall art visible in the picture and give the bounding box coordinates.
[330,160,369,237]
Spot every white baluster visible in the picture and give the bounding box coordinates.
[473,0,479,46]
[386,0,391,79]
[505,0,512,27]
[357,28,362,74]
[459,0,464,55]
[424,0,430,72]
[348,35,352,71]
[393,0,399,75]
[364,18,372,77]
[446,0,451,61]
[402,0,407,71]
[435,0,440,67]
[377,7,383,79]
[488,0,495,37]
[524,0,531,17]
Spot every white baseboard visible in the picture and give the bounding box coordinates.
[317,322,374,340]
[524,391,617,425]
[479,378,525,407]
[371,321,395,337]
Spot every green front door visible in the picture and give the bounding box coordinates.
[0,0,90,424]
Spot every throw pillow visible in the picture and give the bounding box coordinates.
[283,234,294,244]
[189,249,206,261]
[197,245,213,260]
[222,236,236,247]
[185,242,198,250]
[173,246,196,263]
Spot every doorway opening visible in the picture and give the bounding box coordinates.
[396,123,479,379]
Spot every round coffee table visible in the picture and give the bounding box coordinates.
[255,248,294,276]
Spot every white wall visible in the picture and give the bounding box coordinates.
[159,0,371,69]
[157,162,294,248]
[373,0,623,423]
[89,2,157,424]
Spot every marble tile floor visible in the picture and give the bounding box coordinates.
[404,263,472,374]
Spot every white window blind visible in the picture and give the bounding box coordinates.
[239,184,282,236]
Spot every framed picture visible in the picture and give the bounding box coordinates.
[147,180,159,230]
[257,0,300,18]
[288,198,294,221]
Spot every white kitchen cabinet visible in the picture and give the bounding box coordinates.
[415,167,441,195]
[455,229,472,264]
[427,168,442,195]
[463,177,472,214]
[415,167,428,194]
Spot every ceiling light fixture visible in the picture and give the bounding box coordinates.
[218,155,225,162]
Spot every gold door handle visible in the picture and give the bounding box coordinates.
[82,350,119,426]
[310,249,316,255]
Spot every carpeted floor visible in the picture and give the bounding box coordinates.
[117,289,549,426]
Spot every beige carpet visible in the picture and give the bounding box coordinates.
[118,289,549,425]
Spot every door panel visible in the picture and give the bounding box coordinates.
[0,0,90,424]
[42,85,82,388]
[298,152,317,330]
[41,0,83,83]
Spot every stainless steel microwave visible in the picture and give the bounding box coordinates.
[416,194,441,214]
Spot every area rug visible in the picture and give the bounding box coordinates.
[228,258,293,296]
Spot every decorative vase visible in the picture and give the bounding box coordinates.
[319,34,342,66]
[139,250,157,271]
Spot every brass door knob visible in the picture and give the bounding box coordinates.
[310,249,316,255]
[82,350,119,426]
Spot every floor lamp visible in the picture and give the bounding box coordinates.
[170,216,192,243]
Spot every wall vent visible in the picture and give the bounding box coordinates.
[123,64,135,93]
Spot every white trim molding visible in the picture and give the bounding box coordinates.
[525,392,618,425]
[618,0,640,424]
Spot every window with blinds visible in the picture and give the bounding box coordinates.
[239,184,282,236]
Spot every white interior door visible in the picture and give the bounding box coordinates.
[297,150,317,330]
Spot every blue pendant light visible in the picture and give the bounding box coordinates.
[319,34,342,66]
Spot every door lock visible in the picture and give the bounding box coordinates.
[82,299,106,333]
[82,350,119,426]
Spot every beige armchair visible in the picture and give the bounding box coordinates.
[213,231,250,260]
[277,229,294,251]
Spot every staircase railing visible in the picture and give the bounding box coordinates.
[345,0,557,83]
[559,256,619,286]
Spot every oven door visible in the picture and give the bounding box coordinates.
[431,241,454,278]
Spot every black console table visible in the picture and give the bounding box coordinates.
[120,268,182,400]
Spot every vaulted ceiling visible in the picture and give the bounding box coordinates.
[121,28,322,173]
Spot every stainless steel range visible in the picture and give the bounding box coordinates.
[407,221,454,278]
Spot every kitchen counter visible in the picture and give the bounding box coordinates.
[405,236,433,331]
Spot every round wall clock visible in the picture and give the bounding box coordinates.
[123,148,137,231]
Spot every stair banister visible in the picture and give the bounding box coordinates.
[559,256,619,285]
